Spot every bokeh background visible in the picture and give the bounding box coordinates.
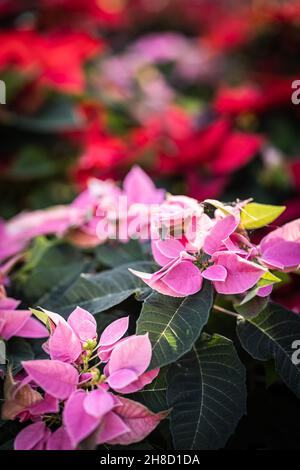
[1,0,300,449]
[1,0,300,313]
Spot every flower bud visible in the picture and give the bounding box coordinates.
[83,339,97,351]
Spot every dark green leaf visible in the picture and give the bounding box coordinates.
[16,240,88,303]
[6,338,34,372]
[96,240,150,268]
[37,258,91,307]
[137,282,214,369]
[46,261,154,317]
[9,146,57,179]
[167,333,246,450]
[237,302,300,397]
[8,97,83,133]
[130,368,168,413]
[234,295,269,318]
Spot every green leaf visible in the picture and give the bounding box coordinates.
[240,202,285,229]
[36,257,92,307]
[30,308,49,326]
[8,97,83,133]
[131,368,168,413]
[19,236,52,275]
[234,295,269,318]
[137,281,214,369]
[45,261,155,317]
[238,287,259,305]
[96,240,149,268]
[233,270,280,312]
[258,270,281,288]
[9,146,57,179]
[16,240,88,304]
[6,338,34,372]
[237,302,300,397]
[167,334,246,450]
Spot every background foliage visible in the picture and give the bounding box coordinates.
[1,0,300,450]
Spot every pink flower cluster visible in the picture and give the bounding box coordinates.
[0,166,165,263]
[130,198,300,298]
[1,165,300,301]
[2,307,164,450]
[0,289,48,342]
[70,165,165,246]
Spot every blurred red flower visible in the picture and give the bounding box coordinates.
[0,30,104,93]
[130,107,263,176]
[74,105,263,194]
[214,78,295,116]
[73,120,131,187]
[39,0,129,28]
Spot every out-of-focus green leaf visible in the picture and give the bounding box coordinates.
[7,97,84,133]
[9,146,57,179]
[15,240,88,304]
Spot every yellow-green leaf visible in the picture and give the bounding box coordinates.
[30,308,49,327]
[241,203,285,229]
[258,271,282,288]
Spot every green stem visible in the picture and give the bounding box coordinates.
[213,304,240,319]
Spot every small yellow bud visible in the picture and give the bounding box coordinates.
[83,339,97,351]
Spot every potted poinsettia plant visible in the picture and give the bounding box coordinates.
[1,167,300,450]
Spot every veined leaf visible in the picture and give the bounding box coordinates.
[36,258,91,307]
[240,202,285,229]
[137,282,214,369]
[167,334,246,449]
[96,240,150,268]
[45,261,155,317]
[237,302,300,397]
[131,368,168,413]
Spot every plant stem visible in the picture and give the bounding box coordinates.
[213,304,240,319]
[89,353,99,362]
